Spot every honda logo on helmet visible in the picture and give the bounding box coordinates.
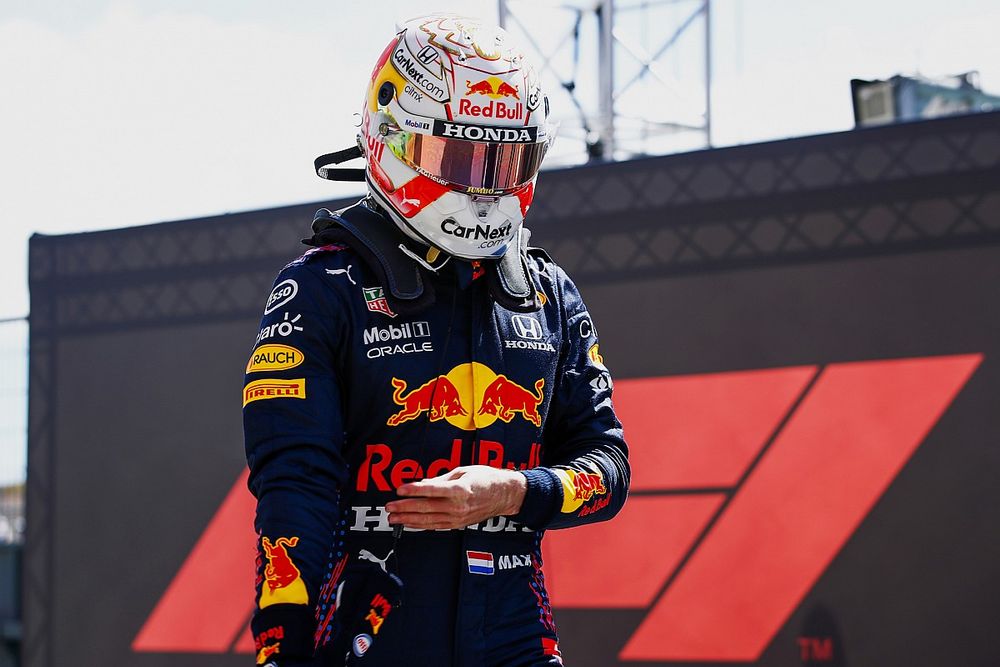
[416,45,439,65]
[433,120,537,143]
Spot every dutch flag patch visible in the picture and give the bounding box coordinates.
[467,550,495,575]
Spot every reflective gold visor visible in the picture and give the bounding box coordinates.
[385,128,548,193]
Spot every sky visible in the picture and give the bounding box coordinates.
[1,0,999,483]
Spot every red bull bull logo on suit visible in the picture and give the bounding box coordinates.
[479,375,545,427]
[259,536,309,608]
[555,469,608,514]
[386,362,544,430]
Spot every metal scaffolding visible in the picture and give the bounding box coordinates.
[499,0,712,164]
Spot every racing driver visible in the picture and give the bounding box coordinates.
[244,13,630,667]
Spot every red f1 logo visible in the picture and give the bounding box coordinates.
[133,354,981,662]
[543,354,981,662]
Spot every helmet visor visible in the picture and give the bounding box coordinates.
[385,127,548,194]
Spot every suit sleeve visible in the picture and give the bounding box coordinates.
[243,261,348,661]
[511,262,631,530]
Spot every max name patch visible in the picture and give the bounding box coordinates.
[243,378,306,407]
[246,344,304,373]
[466,551,533,575]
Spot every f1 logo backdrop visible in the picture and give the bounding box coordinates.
[132,355,981,664]
[544,355,981,663]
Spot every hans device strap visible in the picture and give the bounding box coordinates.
[485,227,544,313]
[306,203,437,316]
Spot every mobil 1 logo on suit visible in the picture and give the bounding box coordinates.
[364,321,433,359]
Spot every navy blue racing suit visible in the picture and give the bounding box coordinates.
[243,230,630,666]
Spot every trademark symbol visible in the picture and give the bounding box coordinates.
[797,636,834,662]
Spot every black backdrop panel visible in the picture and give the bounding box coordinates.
[51,324,250,666]
[551,244,999,667]
[26,112,1000,667]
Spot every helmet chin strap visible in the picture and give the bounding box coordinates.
[314,144,366,181]
[313,147,451,270]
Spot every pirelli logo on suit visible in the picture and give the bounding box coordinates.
[243,378,306,407]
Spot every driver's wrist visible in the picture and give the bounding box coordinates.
[504,469,528,515]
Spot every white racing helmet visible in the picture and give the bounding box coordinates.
[359,14,554,260]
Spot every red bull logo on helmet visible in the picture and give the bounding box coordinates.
[458,98,524,120]
[259,536,309,608]
[460,76,523,120]
[386,362,544,430]
[466,76,520,100]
